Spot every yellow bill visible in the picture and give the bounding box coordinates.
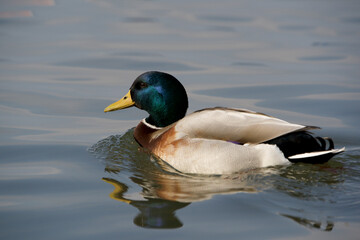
[104,90,135,112]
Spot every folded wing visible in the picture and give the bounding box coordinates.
[175,107,318,144]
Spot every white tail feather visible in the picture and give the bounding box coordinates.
[288,147,345,160]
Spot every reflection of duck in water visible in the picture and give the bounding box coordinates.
[104,71,344,174]
[101,165,263,229]
[101,164,338,231]
[102,178,189,229]
[281,214,334,231]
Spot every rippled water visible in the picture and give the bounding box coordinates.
[1,0,360,239]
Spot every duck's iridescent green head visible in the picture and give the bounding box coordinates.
[104,71,188,127]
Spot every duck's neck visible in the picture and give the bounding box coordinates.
[145,108,186,127]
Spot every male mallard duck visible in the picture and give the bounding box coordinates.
[104,71,344,174]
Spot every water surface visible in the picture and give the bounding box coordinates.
[1,0,360,239]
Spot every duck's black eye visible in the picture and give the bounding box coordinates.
[136,81,148,89]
